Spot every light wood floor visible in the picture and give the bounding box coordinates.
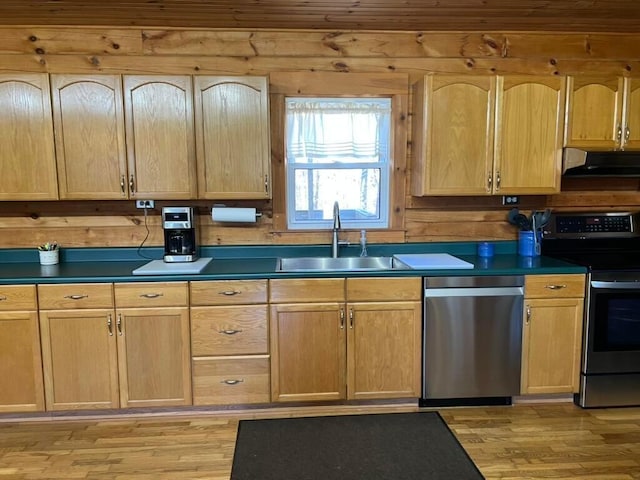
[1,402,640,479]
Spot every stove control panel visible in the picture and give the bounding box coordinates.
[545,212,639,238]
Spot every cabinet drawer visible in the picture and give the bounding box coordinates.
[191,280,267,305]
[346,277,422,301]
[0,285,37,310]
[114,282,188,307]
[270,278,345,303]
[38,283,114,309]
[525,275,586,299]
[192,356,270,405]
[191,305,268,356]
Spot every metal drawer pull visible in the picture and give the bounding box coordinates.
[64,294,88,300]
[219,329,243,335]
[340,308,345,329]
[221,379,244,385]
[545,284,567,290]
[526,305,531,324]
[140,292,163,298]
[219,290,241,296]
[107,314,113,336]
[117,314,123,336]
[0,295,7,301]
[349,308,354,328]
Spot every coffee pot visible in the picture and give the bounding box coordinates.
[162,207,198,262]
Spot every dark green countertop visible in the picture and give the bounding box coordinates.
[0,242,585,285]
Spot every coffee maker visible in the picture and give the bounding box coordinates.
[162,207,199,262]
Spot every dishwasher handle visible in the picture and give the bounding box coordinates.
[424,286,524,298]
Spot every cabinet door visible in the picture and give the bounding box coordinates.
[412,75,495,195]
[270,303,346,402]
[521,298,584,394]
[51,74,128,199]
[495,76,565,194]
[0,74,58,200]
[194,76,271,199]
[123,75,197,199]
[39,309,119,410]
[0,311,45,412]
[565,76,624,149]
[624,78,640,150]
[347,301,421,400]
[117,307,192,408]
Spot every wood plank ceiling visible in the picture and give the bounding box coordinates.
[0,0,639,32]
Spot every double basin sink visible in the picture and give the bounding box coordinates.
[275,256,411,272]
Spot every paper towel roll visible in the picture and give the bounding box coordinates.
[211,207,258,223]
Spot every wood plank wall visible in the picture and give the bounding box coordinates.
[1,27,640,249]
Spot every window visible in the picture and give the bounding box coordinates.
[285,97,391,230]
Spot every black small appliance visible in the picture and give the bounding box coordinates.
[162,206,198,263]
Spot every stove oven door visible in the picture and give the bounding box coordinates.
[579,272,640,407]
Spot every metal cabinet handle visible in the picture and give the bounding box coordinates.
[120,175,126,193]
[0,295,7,301]
[140,293,163,298]
[129,175,135,194]
[219,290,241,296]
[340,308,345,329]
[117,314,123,336]
[495,171,501,190]
[107,314,114,336]
[617,124,623,142]
[349,308,354,329]
[526,305,531,325]
[487,173,493,192]
[264,175,269,194]
[219,329,242,335]
[220,379,244,385]
[625,126,631,143]
[64,294,88,300]
[545,284,567,290]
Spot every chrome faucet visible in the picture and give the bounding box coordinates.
[331,201,341,258]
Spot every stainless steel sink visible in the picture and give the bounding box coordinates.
[275,256,411,272]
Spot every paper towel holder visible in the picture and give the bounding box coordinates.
[211,204,262,223]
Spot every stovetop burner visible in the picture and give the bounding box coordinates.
[541,211,640,272]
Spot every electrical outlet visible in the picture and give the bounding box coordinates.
[135,200,155,209]
[502,196,520,206]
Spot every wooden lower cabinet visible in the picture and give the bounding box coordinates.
[347,301,421,400]
[192,356,270,405]
[38,282,192,411]
[269,277,422,403]
[190,280,270,406]
[270,302,346,402]
[116,307,191,408]
[39,309,119,410]
[0,285,45,412]
[521,274,586,394]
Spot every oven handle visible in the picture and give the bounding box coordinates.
[591,280,640,290]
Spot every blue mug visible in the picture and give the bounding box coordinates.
[518,231,539,257]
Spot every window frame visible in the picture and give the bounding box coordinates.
[284,96,392,230]
[269,72,409,240]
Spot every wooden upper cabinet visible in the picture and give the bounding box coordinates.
[624,78,640,150]
[123,75,197,199]
[194,76,271,199]
[412,75,495,196]
[494,76,565,194]
[565,76,625,149]
[412,75,564,196]
[51,75,128,200]
[0,74,58,200]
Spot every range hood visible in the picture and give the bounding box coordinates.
[563,148,640,177]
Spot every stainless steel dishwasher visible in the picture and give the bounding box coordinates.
[421,275,524,407]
